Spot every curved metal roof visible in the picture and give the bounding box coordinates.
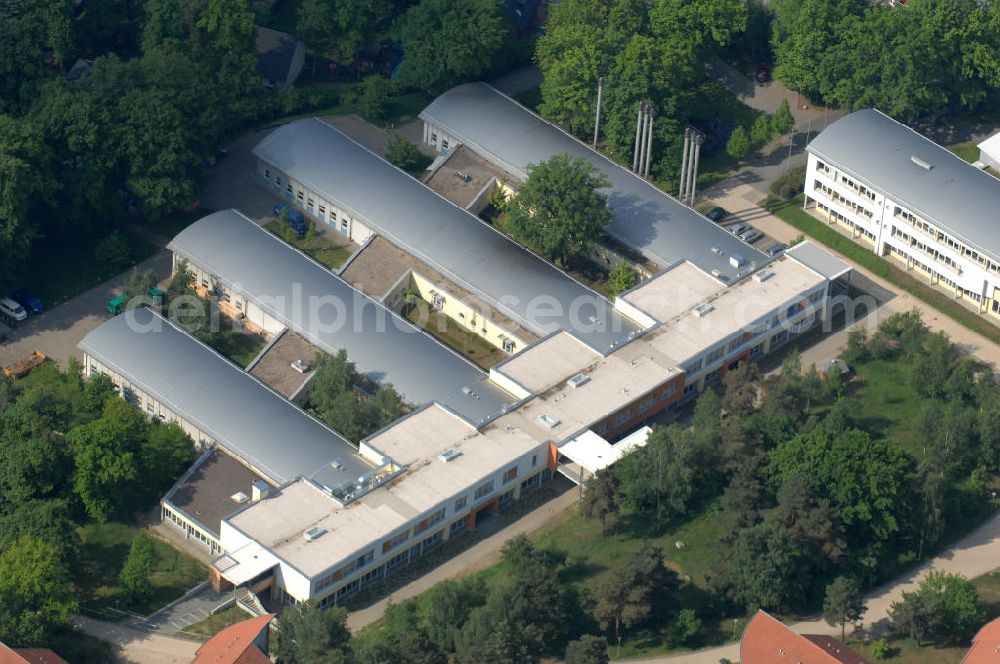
[808,109,1000,262]
[252,118,639,353]
[78,307,372,489]
[418,82,770,280]
[168,210,513,425]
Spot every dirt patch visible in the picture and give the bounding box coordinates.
[249,330,325,399]
[425,146,511,209]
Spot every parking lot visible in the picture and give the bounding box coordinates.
[704,202,790,260]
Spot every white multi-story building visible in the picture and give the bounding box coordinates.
[805,108,1000,317]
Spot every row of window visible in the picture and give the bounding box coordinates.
[263,167,352,232]
[819,203,877,243]
[890,226,959,271]
[893,205,1000,275]
[815,161,877,202]
[814,180,875,220]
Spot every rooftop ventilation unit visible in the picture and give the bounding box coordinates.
[911,155,933,170]
[439,448,462,463]
[711,269,722,278]
[694,303,715,317]
[230,491,249,504]
[539,414,560,428]
[330,460,342,470]
[711,246,722,254]
[753,269,775,283]
[303,526,327,541]
[729,254,746,269]
[567,373,591,389]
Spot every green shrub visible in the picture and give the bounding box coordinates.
[770,165,807,200]
[384,135,431,174]
[870,638,889,660]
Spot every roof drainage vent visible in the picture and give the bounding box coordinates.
[911,155,933,170]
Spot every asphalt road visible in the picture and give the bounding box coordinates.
[0,250,172,371]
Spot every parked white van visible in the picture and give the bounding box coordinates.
[0,297,28,322]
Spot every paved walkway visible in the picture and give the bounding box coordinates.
[347,484,578,632]
[0,250,171,370]
[617,510,1000,663]
[131,584,228,637]
[73,615,200,664]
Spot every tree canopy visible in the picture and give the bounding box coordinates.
[396,0,507,94]
[771,0,1000,119]
[504,154,612,266]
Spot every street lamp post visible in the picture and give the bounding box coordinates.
[593,76,605,148]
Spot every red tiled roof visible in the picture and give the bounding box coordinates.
[740,611,871,664]
[962,617,1000,664]
[193,613,274,664]
[0,643,68,664]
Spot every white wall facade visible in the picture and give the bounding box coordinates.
[804,152,1000,315]
[256,158,375,245]
[219,440,550,607]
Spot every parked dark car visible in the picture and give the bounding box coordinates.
[11,288,43,314]
[767,243,789,257]
[706,207,728,223]
[273,203,308,234]
[756,64,770,84]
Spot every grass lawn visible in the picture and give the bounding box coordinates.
[263,220,353,270]
[75,522,206,617]
[840,358,923,459]
[947,141,1000,178]
[185,606,249,638]
[842,569,1000,662]
[204,330,266,368]
[405,301,506,369]
[281,82,432,130]
[23,230,158,308]
[765,196,1000,346]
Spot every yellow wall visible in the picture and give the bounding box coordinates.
[408,272,529,354]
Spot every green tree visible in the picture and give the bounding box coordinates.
[667,608,702,646]
[582,469,623,536]
[591,546,677,646]
[66,399,145,521]
[616,424,718,525]
[277,601,353,664]
[607,264,637,298]
[423,577,487,651]
[119,532,154,604]
[505,154,612,266]
[0,535,76,645]
[726,125,750,161]
[749,113,772,146]
[890,570,983,645]
[297,0,339,80]
[822,576,866,642]
[771,98,795,135]
[767,427,912,557]
[384,135,429,174]
[94,231,132,275]
[726,518,810,612]
[396,0,507,94]
[141,422,194,496]
[358,75,391,125]
[565,635,609,664]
